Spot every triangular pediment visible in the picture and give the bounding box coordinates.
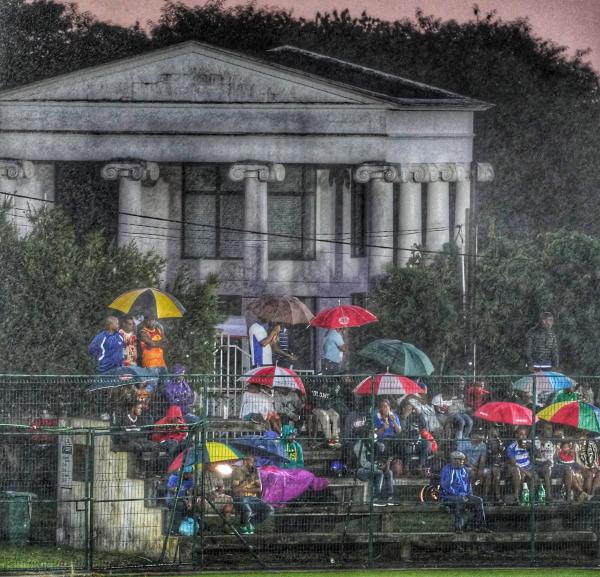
[0,41,386,105]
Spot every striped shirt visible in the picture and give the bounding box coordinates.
[507,441,531,469]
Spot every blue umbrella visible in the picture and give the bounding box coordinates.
[88,366,159,391]
[229,435,290,465]
[512,371,575,401]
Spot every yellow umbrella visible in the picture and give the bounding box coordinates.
[109,288,186,319]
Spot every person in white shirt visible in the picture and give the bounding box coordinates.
[431,392,473,440]
[248,317,280,368]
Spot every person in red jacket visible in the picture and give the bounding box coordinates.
[151,405,188,458]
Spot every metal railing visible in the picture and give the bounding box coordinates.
[0,373,597,571]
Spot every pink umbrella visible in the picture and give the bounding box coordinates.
[239,365,305,395]
[353,373,424,396]
[309,305,378,329]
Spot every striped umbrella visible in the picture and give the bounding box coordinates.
[512,371,575,401]
[109,287,186,319]
[537,401,600,434]
[238,365,305,395]
[353,373,424,396]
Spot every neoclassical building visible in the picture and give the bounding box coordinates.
[0,41,493,323]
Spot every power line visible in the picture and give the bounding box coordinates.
[0,190,516,261]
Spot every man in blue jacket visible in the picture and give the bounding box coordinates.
[440,451,491,533]
[88,316,125,373]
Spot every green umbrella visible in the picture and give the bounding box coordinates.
[358,339,434,376]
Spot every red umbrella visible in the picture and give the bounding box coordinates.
[353,373,424,396]
[309,305,378,329]
[474,402,533,426]
[238,365,306,395]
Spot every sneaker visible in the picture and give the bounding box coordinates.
[100,413,111,421]
[246,522,255,535]
[386,497,396,506]
[239,524,252,535]
[327,438,342,449]
[373,499,387,507]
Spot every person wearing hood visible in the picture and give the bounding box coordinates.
[151,405,188,458]
[281,424,304,469]
[440,451,490,533]
[164,364,200,423]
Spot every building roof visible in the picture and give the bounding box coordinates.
[267,45,491,109]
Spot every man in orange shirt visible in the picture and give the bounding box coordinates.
[139,313,167,390]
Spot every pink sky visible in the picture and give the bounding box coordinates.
[76,0,600,71]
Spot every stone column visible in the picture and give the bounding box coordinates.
[228,163,285,284]
[0,160,35,234]
[454,164,471,250]
[353,164,398,277]
[101,161,160,247]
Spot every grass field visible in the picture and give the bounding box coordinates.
[188,568,600,577]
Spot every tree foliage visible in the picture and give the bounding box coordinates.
[0,208,222,374]
[363,232,600,376]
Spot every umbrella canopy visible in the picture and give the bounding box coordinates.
[229,435,290,464]
[474,402,533,426]
[109,288,186,319]
[358,339,434,377]
[247,295,314,325]
[537,401,600,434]
[512,372,575,400]
[239,365,306,395]
[309,305,377,329]
[167,442,243,473]
[353,373,424,396]
[88,366,158,391]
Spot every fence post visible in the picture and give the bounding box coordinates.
[84,428,95,571]
[529,372,538,564]
[368,374,375,568]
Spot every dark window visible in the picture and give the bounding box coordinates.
[72,444,88,483]
[268,166,316,260]
[183,165,243,259]
[351,180,367,257]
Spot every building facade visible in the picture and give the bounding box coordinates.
[0,41,493,323]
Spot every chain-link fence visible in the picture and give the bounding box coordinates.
[0,373,599,571]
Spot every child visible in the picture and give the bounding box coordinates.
[281,424,304,468]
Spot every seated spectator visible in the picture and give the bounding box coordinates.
[139,313,167,387]
[195,464,235,532]
[374,398,402,456]
[432,391,473,440]
[506,426,533,504]
[398,401,434,475]
[165,466,195,510]
[575,434,600,496]
[232,456,274,534]
[239,384,282,435]
[119,315,138,367]
[353,437,395,506]
[112,401,159,456]
[551,385,578,405]
[457,431,491,499]
[532,422,555,502]
[415,394,445,442]
[464,381,490,413]
[486,424,506,503]
[577,381,595,405]
[151,405,188,458]
[281,424,304,469]
[273,387,304,427]
[88,316,124,374]
[164,364,200,423]
[308,378,342,448]
[558,440,590,500]
[440,451,490,533]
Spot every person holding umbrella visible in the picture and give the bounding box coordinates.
[231,456,274,535]
[321,328,348,375]
[248,315,280,368]
[139,313,168,385]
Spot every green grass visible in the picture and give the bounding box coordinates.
[185,572,600,577]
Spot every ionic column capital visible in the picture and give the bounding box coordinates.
[228,163,285,183]
[353,163,399,184]
[0,159,34,179]
[101,161,160,182]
